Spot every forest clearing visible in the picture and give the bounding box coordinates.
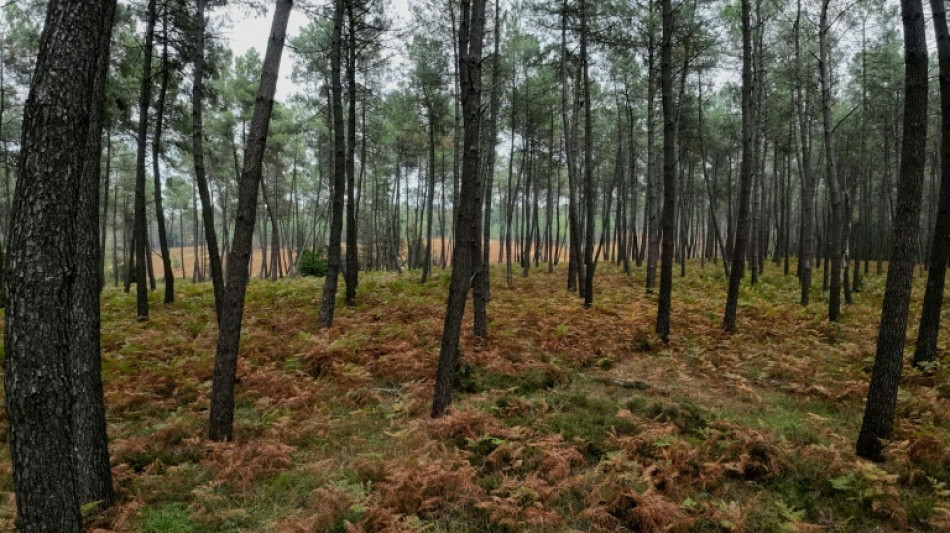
[2,262,948,532]
[138,241,529,284]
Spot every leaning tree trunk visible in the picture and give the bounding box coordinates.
[193,0,225,322]
[318,0,347,328]
[723,0,755,333]
[208,0,292,442]
[914,0,950,367]
[432,0,487,418]
[856,0,928,462]
[5,1,115,530]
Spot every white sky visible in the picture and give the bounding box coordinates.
[221,1,412,99]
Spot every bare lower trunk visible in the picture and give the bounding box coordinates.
[209,0,292,442]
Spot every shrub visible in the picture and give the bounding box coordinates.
[299,250,328,277]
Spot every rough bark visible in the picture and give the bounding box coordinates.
[318,0,347,328]
[71,2,117,510]
[431,0,487,418]
[208,0,292,442]
[344,1,359,305]
[645,29,660,293]
[422,102,438,284]
[655,0,676,340]
[582,0,596,308]
[5,2,114,530]
[819,0,843,322]
[193,0,224,322]
[856,0,927,462]
[474,0,501,338]
[723,0,755,333]
[560,0,581,294]
[914,0,950,367]
[133,0,157,320]
[794,0,817,306]
[153,10,174,304]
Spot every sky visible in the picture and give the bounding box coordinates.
[221,1,412,99]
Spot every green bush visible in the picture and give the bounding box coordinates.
[299,250,328,277]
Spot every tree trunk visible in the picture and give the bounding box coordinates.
[561,1,581,294]
[914,0,950,367]
[856,0,928,462]
[208,0,292,442]
[133,0,157,320]
[261,175,282,281]
[655,0,676,340]
[71,2,117,510]
[153,9,174,304]
[645,29,660,293]
[432,0,487,418]
[100,132,112,290]
[723,0,755,333]
[193,0,225,321]
[474,0,501,338]
[795,0,817,306]
[422,105,437,284]
[819,0,843,321]
[318,0,347,328]
[698,73,728,277]
[5,2,115,529]
[582,0,596,308]
[344,1,359,305]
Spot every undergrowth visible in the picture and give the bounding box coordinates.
[0,261,949,531]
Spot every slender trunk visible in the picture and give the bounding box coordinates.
[192,0,224,321]
[723,0,755,333]
[432,0,487,418]
[655,0,676,340]
[819,0,843,321]
[645,31,660,293]
[133,0,157,320]
[209,0,292,441]
[318,0,347,328]
[699,73,728,277]
[581,0,596,307]
[422,106,437,284]
[561,1,581,294]
[915,0,950,367]
[344,2,359,305]
[475,0,501,338]
[795,0,817,306]
[153,11,174,303]
[100,132,112,290]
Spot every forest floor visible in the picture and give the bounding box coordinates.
[2,261,950,532]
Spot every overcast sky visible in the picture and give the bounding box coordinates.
[221,1,412,99]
